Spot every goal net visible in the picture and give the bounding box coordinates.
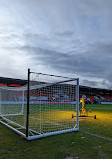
[0,86,27,137]
[27,71,79,140]
[0,70,79,140]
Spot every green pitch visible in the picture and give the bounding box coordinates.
[0,104,112,159]
[0,103,77,135]
[29,104,77,134]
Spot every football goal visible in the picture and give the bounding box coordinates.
[0,69,79,140]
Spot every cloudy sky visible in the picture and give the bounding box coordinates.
[0,0,112,89]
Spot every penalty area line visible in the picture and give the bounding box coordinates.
[80,130,112,142]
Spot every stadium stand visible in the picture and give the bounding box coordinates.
[0,76,112,104]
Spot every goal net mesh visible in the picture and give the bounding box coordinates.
[0,86,27,130]
[28,73,78,136]
[0,72,79,139]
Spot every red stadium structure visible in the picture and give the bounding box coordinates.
[0,76,112,104]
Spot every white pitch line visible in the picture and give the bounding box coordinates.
[81,130,112,142]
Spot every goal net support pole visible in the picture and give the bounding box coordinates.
[26,68,30,137]
[76,78,79,130]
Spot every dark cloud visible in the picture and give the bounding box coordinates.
[1,29,112,89]
[81,80,99,87]
[15,40,112,83]
[56,31,74,37]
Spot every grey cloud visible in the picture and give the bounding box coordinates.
[81,80,99,87]
[2,30,112,87]
[56,31,74,37]
[15,42,112,82]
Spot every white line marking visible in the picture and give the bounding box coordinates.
[81,130,112,142]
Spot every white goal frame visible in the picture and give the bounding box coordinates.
[0,69,79,140]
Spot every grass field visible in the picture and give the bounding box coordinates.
[0,104,112,159]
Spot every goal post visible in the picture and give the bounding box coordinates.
[0,69,79,140]
[26,69,79,140]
